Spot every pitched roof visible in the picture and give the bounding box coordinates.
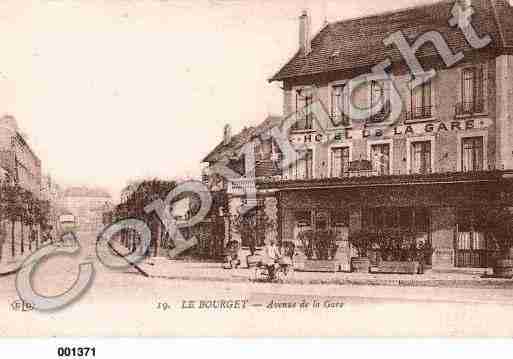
[202,115,283,163]
[270,0,513,82]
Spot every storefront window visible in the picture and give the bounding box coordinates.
[363,207,430,235]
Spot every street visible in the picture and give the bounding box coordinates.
[0,231,513,337]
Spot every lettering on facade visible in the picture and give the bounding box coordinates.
[290,119,487,144]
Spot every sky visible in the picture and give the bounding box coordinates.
[0,0,436,201]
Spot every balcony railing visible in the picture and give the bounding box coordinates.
[406,105,432,121]
[367,102,391,124]
[227,178,257,195]
[455,99,485,116]
[225,161,502,194]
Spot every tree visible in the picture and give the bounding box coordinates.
[113,179,179,256]
[476,206,513,255]
[4,184,22,257]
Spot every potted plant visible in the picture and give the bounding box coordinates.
[349,229,376,273]
[478,206,513,278]
[314,230,338,261]
[224,240,241,269]
[373,229,424,275]
[298,230,315,260]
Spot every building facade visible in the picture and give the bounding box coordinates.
[203,0,513,271]
[0,115,42,195]
[60,186,112,232]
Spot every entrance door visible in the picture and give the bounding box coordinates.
[455,209,491,268]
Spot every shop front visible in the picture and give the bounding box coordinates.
[266,171,513,272]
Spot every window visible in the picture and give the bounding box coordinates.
[461,137,483,172]
[330,147,350,178]
[410,81,432,119]
[331,84,350,126]
[288,149,313,180]
[371,143,390,175]
[459,67,484,115]
[294,88,313,130]
[295,210,312,227]
[369,80,390,123]
[363,207,431,234]
[411,141,432,174]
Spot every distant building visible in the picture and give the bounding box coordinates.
[60,186,112,232]
[0,115,42,196]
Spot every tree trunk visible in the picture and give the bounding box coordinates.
[28,225,32,251]
[11,220,15,257]
[20,222,24,255]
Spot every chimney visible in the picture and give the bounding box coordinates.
[299,10,311,55]
[223,124,232,146]
[457,0,471,9]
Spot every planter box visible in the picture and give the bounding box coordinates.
[295,260,339,273]
[493,258,513,279]
[351,257,371,273]
[375,261,420,275]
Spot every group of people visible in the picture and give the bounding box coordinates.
[260,239,294,280]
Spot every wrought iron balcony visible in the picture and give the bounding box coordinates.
[367,102,391,124]
[406,105,432,121]
[227,178,257,195]
[455,99,485,116]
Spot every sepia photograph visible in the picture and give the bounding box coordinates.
[1,0,513,347]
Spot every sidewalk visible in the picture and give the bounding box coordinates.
[135,257,513,289]
[0,254,32,276]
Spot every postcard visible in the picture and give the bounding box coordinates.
[1,0,513,340]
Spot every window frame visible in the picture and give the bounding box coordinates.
[294,86,315,131]
[367,139,393,176]
[457,132,487,172]
[406,136,436,175]
[457,64,487,117]
[328,145,352,178]
[330,81,351,127]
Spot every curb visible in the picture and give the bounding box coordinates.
[144,272,513,289]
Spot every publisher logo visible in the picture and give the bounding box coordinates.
[10,299,34,312]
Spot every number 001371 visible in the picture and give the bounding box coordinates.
[57,347,96,357]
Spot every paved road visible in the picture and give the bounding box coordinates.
[0,231,513,336]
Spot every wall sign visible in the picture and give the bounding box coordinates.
[290,118,490,144]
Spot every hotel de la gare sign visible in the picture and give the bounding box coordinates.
[289,117,490,144]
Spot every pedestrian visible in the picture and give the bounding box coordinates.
[262,238,282,280]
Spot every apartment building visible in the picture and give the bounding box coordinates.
[0,115,42,196]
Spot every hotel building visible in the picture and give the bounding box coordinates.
[202,0,513,270]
